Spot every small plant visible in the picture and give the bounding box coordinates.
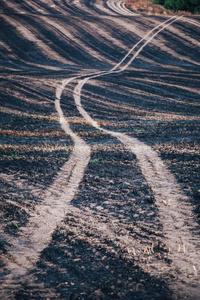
[90,158,103,163]
[11,152,20,159]
[12,222,19,229]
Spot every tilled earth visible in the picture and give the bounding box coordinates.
[0,0,200,299]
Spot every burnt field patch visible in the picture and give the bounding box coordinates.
[0,1,200,299]
[11,145,173,300]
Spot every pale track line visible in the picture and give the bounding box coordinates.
[73,16,180,121]
[54,18,185,260]
[111,16,178,71]
[106,0,138,15]
[73,15,200,283]
[1,84,91,294]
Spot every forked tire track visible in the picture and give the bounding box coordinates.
[0,1,137,292]
[3,17,175,282]
[1,7,199,298]
[72,15,200,284]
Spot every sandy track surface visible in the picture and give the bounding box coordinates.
[0,0,200,299]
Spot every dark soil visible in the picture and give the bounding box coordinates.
[0,1,200,299]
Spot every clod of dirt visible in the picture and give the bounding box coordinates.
[0,236,10,254]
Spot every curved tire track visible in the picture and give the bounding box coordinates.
[1,80,91,295]
[72,15,200,284]
[107,0,138,15]
[1,0,200,298]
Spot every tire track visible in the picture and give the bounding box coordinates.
[1,7,164,291]
[72,15,200,285]
[107,0,138,15]
[1,79,91,294]
[1,1,199,297]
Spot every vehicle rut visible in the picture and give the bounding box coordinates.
[1,82,91,296]
[72,15,200,289]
